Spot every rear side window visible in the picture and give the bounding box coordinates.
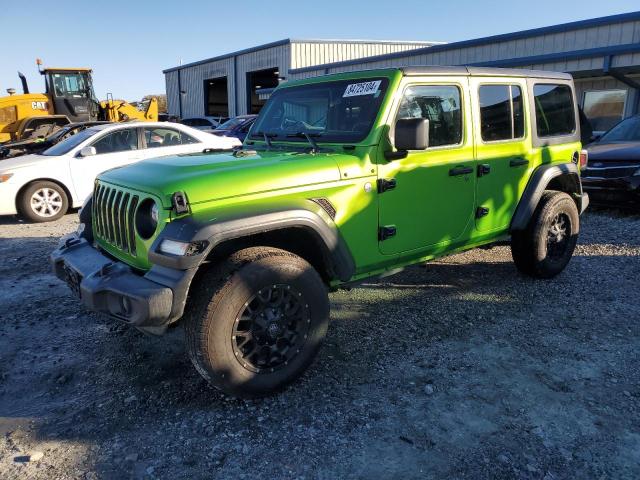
[143,128,200,148]
[397,85,463,147]
[533,84,575,137]
[479,85,525,141]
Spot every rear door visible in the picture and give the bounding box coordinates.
[377,78,476,254]
[470,79,532,232]
[141,126,202,158]
[69,127,142,200]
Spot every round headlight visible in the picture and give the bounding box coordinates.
[136,199,159,239]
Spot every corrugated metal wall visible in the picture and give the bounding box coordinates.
[289,18,640,77]
[164,70,179,116]
[290,41,435,69]
[165,56,235,118]
[236,44,291,116]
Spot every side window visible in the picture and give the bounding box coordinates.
[91,129,138,155]
[397,85,462,147]
[181,132,200,144]
[533,84,576,137]
[478,85,525,141]
[143,128,199,148]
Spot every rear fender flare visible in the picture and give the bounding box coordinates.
[510,162,584,232]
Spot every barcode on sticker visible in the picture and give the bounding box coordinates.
[343,80,382,98]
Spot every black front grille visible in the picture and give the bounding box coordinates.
[583,165,639,179]
[93,183,139,256]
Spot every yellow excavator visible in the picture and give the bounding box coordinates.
[0,60,157,144]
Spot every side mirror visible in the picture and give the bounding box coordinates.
[589,134,602,143]
[386,118,429,160]
[79,146,96,157]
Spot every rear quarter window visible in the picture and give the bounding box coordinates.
[533,84,576,137]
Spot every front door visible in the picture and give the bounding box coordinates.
[70,127,142,201]
[470,80,532,232]
[378,81,476,255]
[47,71,93,122]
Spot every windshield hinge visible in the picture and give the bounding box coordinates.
[378,225,397,241]
[377,178,397,194]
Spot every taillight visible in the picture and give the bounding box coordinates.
[579,149,588,170]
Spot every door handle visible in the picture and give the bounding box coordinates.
[509,158,529,167]
[449,165,473,176]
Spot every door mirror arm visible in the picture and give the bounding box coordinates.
[384,150,408,161]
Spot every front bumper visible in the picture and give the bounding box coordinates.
[50,233,193,334]
[581,176,640,206]
[0,182,19,216]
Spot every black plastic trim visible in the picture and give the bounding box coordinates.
[50,235,188,334]
[510,162,586,231]
[148,208,355,282]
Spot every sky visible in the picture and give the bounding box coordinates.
[1,1,638,101]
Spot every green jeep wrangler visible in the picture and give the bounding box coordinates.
[52,67,588,397]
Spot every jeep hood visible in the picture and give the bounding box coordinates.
[98,150,345,206]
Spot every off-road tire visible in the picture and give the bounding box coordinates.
[184,247,330,398]
[17,181,69,223]
[511,191,579,278]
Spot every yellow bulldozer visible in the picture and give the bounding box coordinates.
[0,60,157,144]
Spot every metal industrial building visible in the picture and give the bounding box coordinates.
[165,11,640,131]
[163,39,438,119]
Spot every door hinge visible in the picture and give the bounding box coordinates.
[476,207,490,218]
[378,225,397,241]
[477,164,491,177]
[377,178,397,193]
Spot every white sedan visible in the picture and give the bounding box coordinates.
[0,122,240,222]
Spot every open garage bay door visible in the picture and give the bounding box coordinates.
[204,77,229,117]
[247,68,280,114]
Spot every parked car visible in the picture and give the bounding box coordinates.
[158,113,180,123]
[582,115,640,206]
[212,115,257,141]
[181,117,229,132]
[0,121,110,159]
[0,122,240,222]
[52,67,588,398]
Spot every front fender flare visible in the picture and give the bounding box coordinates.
[148,208,355,282]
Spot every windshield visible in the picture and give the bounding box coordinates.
[216,117,250,130]
[599,116,640,142]
[51,72,91,98]
[251,78,389,144]
[42,128,97,156]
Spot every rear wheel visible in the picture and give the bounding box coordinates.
[511,191,579,278]
[185,247,330,398]
[17,181,69,222]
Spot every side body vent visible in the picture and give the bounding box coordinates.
[310,197,336,220]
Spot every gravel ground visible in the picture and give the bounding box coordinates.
[0,209,639,479]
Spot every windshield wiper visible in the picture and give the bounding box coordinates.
[286,132,322,153]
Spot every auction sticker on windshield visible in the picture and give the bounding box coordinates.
[343,80,382,98]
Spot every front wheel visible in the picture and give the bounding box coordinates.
[185,247,330,398]
[17,181,69,222]
[511,191,579,278]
